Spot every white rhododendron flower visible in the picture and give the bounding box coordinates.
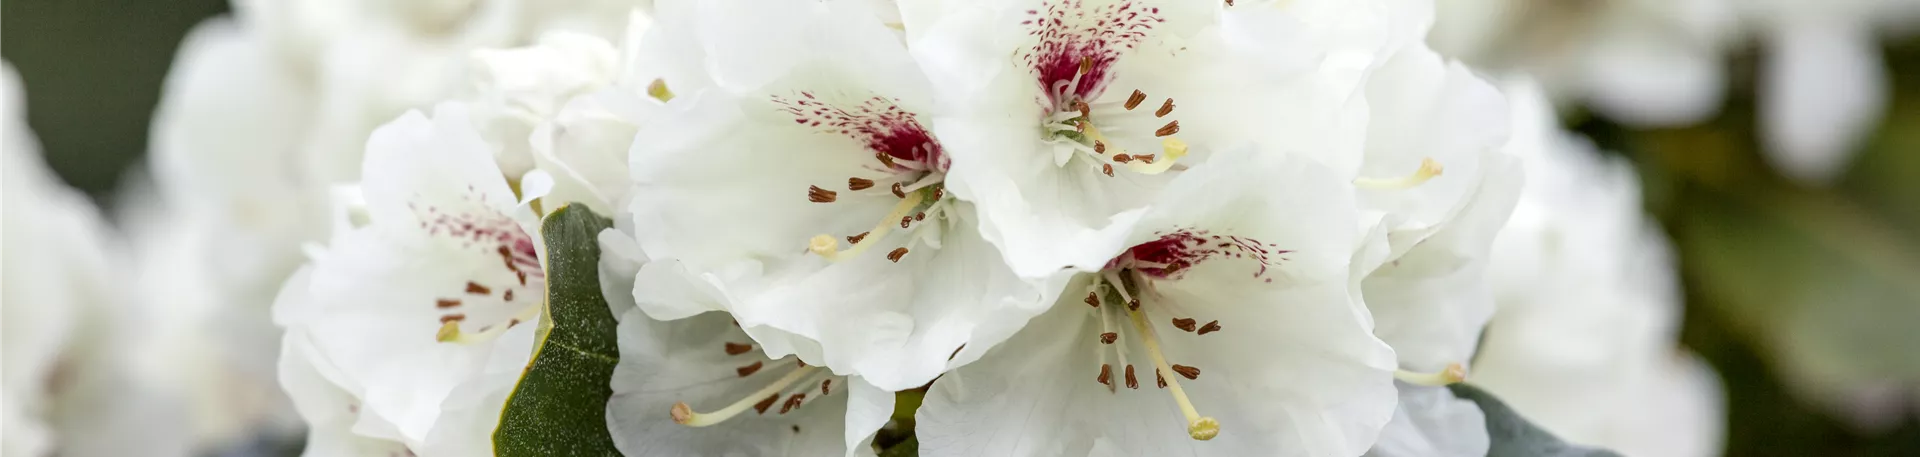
[1472,81,1726,457]
[274,104,549,454]
[916,146,1398,456]
[607,308,894,457]
[1429,0,1738,127]
[904,0,1412,278]
[2,64,194,457]
[624,0,1050,391]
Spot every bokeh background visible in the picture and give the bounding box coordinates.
[4,0,1919,455]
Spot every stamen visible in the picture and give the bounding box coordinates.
[1157,371,1167,388]
[1393,363,1468,386]
[1100,332,1118,344]
[647,79,675,102]
[1094,141,1106,153]
[435,299,460,309]
[1085,292,1100,307]
[848,177,875,191]
[886,247,909,262]
[821,379,832,396]
[1156,99,1175,117]
[1172,364,1200,380]
[1097,364,1113,386]
[847,232,868,244]
[724,342,754,355]
[810,190,927,261]
[1354,157,1444,190]
[1171,318,1197,332]
[779,393,806,414]
[439,314,465,324]
[1197,320,1221,335]
[1154,120,1180,137]
[808,186,837,203]
[436,303,539,344]
[672,366,820,427]
[891,182,906,198]
[736,361,764,377]
[1124,365,1139,389]
[466,282,490,295]
[1113,154,1132,163]
[1102,164,1115,176]
[1125,90,1146,110]
[1127,307,1220,441]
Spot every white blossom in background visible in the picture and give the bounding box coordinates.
[1,64,194,457]
[1430,0,1738,127]
[915,145,1398,456]
[622,0,1053,392]
[1740,0,1920,184]
[1472,81,1727,457]
[135,0,652,446]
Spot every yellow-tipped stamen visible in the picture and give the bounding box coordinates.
[1393,363,1468,386]
[436,303,540,344]
[647,78,674,102]
[809,190,926,261]
[1354,157,1443,190]
[672,365,820,427]
[1125,306,1219,441]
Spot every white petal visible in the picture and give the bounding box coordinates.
[1578,20,1727,127]
[607,308,883,457]
[1759,14,1886,185]
[1365,384,1487,457]
[1357,43,1508,253]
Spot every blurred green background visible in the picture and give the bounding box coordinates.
[5,1,1919,455]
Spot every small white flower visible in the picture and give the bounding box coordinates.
[1742,0,1919,184]
[905,0,1403,278]
[1471,81,1726,457]
[623,0,1051,391]
[915,146,1398,456]
[607,308,893,457]
[273,104,546,452]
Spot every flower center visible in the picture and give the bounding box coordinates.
[1022,1,1188,177]
[777,93,954,264]
[416,201,545,344]
[671,344,840,427]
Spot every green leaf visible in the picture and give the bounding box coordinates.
[1448,384,1622,457]
[494,204,623,456]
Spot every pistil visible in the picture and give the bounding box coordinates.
[672,365,821,427]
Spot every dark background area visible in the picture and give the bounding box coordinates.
[5,1,1920,455]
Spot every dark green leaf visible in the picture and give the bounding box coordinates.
[494,204,623,456]
[1448,384,1622,457]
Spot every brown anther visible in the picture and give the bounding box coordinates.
[1157,371,1167,388]
[439,314,465,324]
[753,393,780,415]
[517,271,528,286]
[1172,364,1201,380]
[1102,164,1115,177]
[900,216,913,229]
[1124,365,1139,389]
[736,361,764,377]
[914,212,926,221]
[886,247,909,262]
[780,394,806,414]
[1075,119,1088,133]
[1172,318,1198,332]
[848,177,875,191]
[808,185,838,203]
[1127,299,1141,311]
[931,187,944,200]
[508,319,521,327]
[1134,154,1155,164]
[1097,364,1113,386]
[1072,100,1091,119]
[1078,56,1094,74]
[821,379,832,396]
[435,299,461,309]
[466,281,491,295]
[891,182,906,198]
[847,232,869,244]
[1225,0,1235,6]
[503,290,514,301]
[1125,90,1147,110]
[724,342,754,355]
[1155,120,1180,137]
[1100,332,1118,344]
[1197,320,1222,335]
[1094,140,1107,153]
[1084,291,1101,307]
[1156,99,1175,117]
[875,152,897,168]
[1113,154,1133,163]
